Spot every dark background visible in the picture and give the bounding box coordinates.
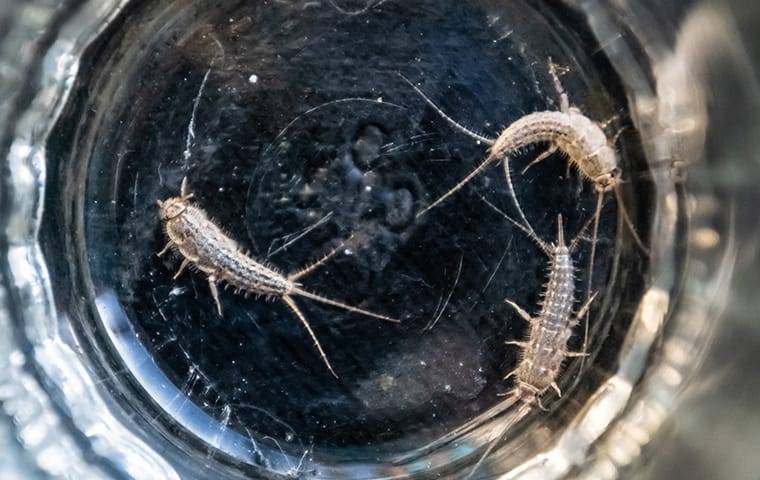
[2,0,758,478]
[44,0,639,460]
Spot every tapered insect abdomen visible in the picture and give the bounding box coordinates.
[463,212,596,480]
[404,64,646,375]
[165,205,292,296]
[488,111,574,159]
[513,245,576,398]
[158,178,399,377]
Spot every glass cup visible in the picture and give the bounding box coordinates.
[0,1,757,478]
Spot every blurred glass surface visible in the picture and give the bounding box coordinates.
[0,0,757,479]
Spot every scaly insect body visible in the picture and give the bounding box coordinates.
[402,62,644,367]
[401,71,620,222]
[157,178,399,377]
[163,203,292,296]
[463,206,597,480]
[403,61,626,206]
[490,209,595,404]
[509,234,575,401]
[490,109,618,187]
[501,216,596,402]
[392,208,597,476]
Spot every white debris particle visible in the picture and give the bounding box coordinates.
[378,373,396,390]
[9,350,25,366]
[248,74,258,84]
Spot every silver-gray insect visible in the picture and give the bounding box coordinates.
[157,178,399,378]
[483,200,597,405]
[462,200,597,480]
[401,60,645,363]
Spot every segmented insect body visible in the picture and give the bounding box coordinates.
[157,178,399,378]
[414,107,620,223]
[402,62,645,367]
[508,219,576,402]
[462,206,597,480]
[501,214,597,402]
[403,66,626,223]
[391,208,597,477]
[161,202,290,296]
[491,111,619,188]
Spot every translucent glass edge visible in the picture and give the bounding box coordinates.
[0,0,181,479]
[577,4,748,477]
[0,2,734,480]
[488,2,733,477]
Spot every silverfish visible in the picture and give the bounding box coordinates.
[157,178,399,377]
[401,61,645,357]
[462,201,597,480]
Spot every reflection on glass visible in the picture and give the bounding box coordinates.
[0,0,751,479]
